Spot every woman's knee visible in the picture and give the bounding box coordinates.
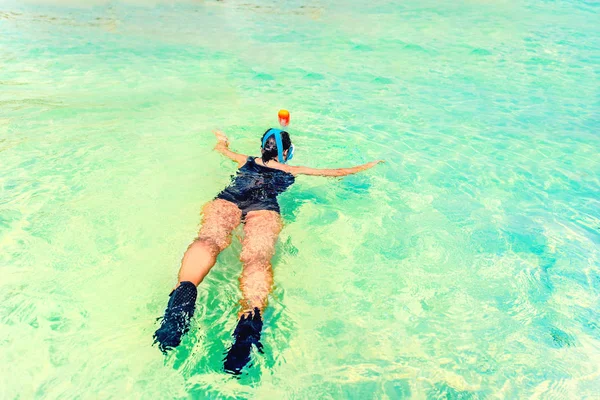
[241,262,273,278]
[188,236,223,256]
[240,245,273,266]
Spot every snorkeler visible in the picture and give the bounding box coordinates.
[153,127,382,374]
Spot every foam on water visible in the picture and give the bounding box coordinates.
[1,0,599,398]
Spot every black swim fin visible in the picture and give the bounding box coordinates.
[223,308,263,375]
[153,281,197,354]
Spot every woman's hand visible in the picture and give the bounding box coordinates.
[364,160,385,169]
[212,130,248,167]
[213,130,229,149]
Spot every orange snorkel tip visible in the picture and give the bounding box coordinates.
[278,109,290,127]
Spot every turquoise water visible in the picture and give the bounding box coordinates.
[1,0,599,398]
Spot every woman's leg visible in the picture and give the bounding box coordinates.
[238,210,282,315]
[223,210,282,374]
[155,199,241,353]
[177,199,242,286]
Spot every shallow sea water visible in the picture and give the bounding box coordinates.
[1,0,599,398]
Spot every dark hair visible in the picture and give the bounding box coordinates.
[260,129,291,163]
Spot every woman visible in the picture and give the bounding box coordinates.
[154,128,383,374]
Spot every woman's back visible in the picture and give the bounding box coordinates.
[217,156,295,215]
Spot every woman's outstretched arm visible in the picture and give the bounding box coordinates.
[288,160,383,177]
[213,130,248,167]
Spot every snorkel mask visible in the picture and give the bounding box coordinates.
[262,128,294,163]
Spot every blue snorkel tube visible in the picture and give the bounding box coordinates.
[262,128,294,163]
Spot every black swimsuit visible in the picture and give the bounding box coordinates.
[216,157,295,217]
